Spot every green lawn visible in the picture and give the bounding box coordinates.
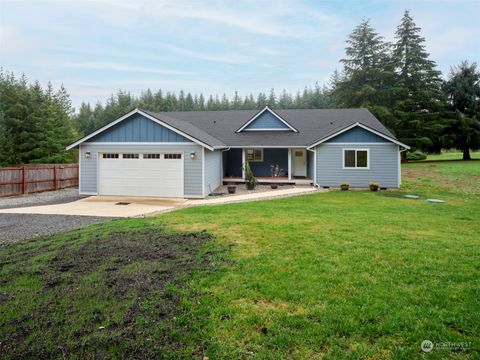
[1,161,479,359]
[418,150,480,161]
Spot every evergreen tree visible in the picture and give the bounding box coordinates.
[334,19,391,108]
[443,61,480,159]
[392,10,446,152]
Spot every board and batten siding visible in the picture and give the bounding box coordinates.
[243,111,290,130]
[314,143,400,188]
[79,143,204,197]
[204,149,222,195]
[90,113,190,142]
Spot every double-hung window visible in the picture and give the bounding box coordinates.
[246,148,263,162]
[343,149,369,169]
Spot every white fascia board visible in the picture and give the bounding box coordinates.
[227,145,308,148]
[307,122,410,150]
[236,106,298,133]
[82,142,195,146]
[241,128,294,132]
[66,108,215,151]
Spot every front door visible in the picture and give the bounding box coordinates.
[292,148,307,177]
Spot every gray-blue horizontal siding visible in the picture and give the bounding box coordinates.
[244,112,290,130]
[90,113,190,142]
[249,148,288,177]
[204,150,222,195]
[79,143,204,197]
[327,126,386,143]
[307,150,314,178]
[315,143,399,187]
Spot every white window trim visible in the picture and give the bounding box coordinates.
[342,148,370,170]
[245,148,264,162]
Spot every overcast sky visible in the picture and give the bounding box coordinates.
[1,0,479,109]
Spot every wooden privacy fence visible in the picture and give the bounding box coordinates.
[0,164,79,197]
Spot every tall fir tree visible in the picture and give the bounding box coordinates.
[334,19,392,108]
[392,10,446,152]
[443,61,480,159]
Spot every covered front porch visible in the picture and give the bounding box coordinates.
[222,148,314,185]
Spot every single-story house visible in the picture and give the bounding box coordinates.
[67,107,409,198]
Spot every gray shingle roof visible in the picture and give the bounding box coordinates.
[145,108,396,148]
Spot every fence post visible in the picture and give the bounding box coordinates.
[22,165,27,194]
[53,165,57,190]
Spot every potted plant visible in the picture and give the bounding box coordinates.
[244,161,257,190]
[270,164,280,189]
[227,183,236,194]
[369,182,380,191]
[340,182,349,191]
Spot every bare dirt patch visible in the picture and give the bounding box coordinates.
[0,226,225,358]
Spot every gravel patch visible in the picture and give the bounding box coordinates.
[0,213,116,245]
[209,184,295,197]
[0,188,83,210]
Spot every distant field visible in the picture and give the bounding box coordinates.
[420,151,480,161]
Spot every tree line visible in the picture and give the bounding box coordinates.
[0,72,75,166]
[0,10,479,166]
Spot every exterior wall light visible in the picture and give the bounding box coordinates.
[190,152,196,160]
[85,151,91,159]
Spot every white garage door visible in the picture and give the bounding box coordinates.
[98,152,184,197]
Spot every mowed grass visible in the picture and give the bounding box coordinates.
[418,150,480,161]
[157,160,480,359]
[1,160,479,359]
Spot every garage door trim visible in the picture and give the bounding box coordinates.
[97,151,184,198]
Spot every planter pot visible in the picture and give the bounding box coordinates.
[227,186,236,194]
[340,185,349,191]
[270,183,278,189]
[246,182,256,190]
[369,185,379,192]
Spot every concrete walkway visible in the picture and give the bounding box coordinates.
[0,187,323,218]
[0,196,187,218]
[186,186,320,207]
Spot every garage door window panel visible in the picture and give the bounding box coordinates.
[102,153,119,159]
[123,153,139,159]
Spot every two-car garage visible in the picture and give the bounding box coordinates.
[98,152,184,197]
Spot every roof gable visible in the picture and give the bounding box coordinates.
[67,109,226,150]
[326,126,387,143]
[307,122,410,149]
[236,107,298,133]
[90,113,190,143]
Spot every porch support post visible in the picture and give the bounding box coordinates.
[288,148,292,180]
[242,148,245,179]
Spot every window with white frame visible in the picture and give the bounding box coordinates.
[343,149,369,168]
[102,153,119,159]
[246,148,263,162]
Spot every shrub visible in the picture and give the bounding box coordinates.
[340,182,349,190]
[407,151,427,161]
[369,182,380,191]
[244,162,257,190]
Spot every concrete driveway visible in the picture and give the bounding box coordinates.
[0,196,187,218]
